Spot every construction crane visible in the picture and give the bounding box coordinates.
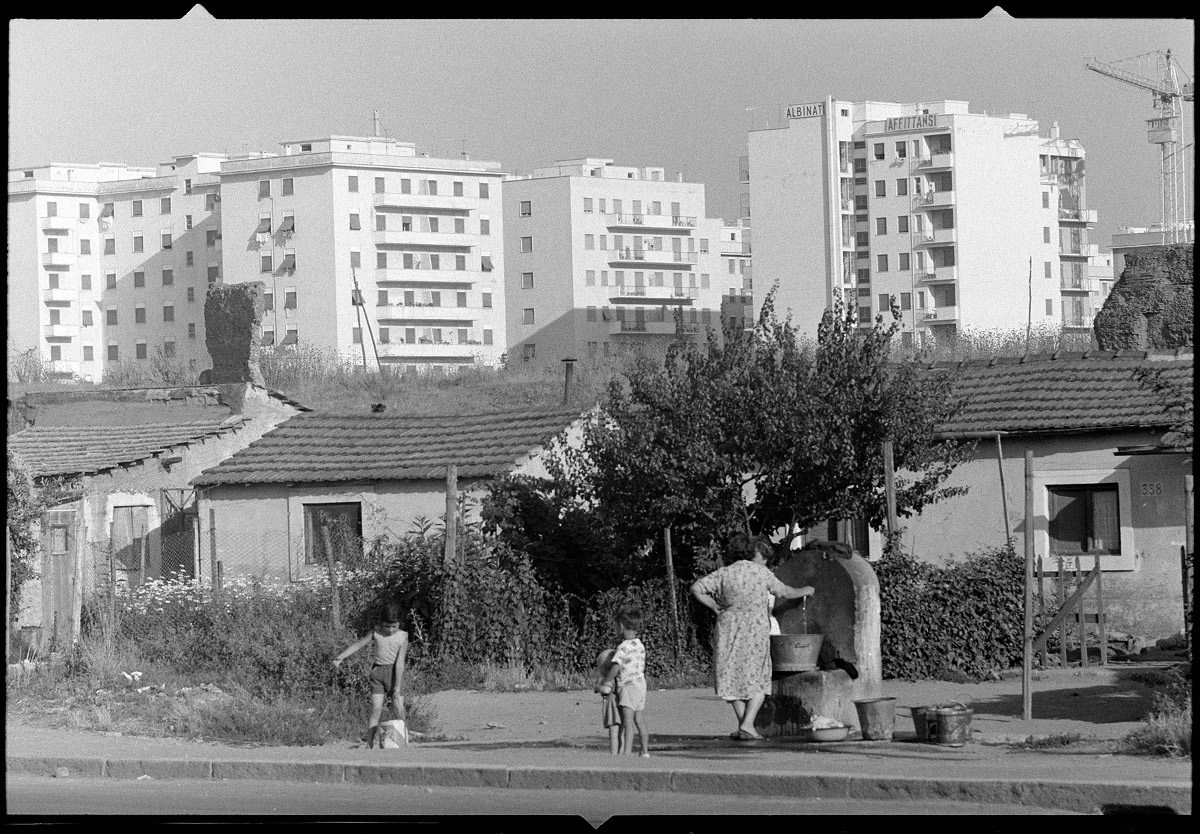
[1086,50,1195,244]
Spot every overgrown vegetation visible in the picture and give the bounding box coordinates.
[1122,665,1192,758]
[908,321,1096,362]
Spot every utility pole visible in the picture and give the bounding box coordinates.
[1026,257,1033,353]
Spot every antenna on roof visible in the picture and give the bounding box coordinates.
[373,109,381,138]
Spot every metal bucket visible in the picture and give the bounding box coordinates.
[770,633,824,672]
[911,706,931,740]
[853,697,897,741]
[928,702,973,747]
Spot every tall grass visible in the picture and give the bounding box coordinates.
[1122,666,1192,757]
[901,322,1098,363]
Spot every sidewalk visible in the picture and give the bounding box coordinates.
[6,663,1191,814]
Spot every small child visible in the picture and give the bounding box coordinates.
[596,604,650,757]
[593,648,622,754]
[333,601,408,749]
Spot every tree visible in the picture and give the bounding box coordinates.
[545,286,974,579]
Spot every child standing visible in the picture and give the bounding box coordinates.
[596,604,650,757]
[333,601,408,749]
[593,648,622,754]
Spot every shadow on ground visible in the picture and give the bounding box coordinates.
[967,684,1154,724]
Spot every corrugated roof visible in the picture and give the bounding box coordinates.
[933,349,1192,437]
[192,408,584,486]
[9,418,246,477]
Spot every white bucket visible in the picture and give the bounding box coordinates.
[379,719,408,748]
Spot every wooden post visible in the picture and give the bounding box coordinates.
[5,526,11,664]
[109,520,117,627]
[444,464,458,569]
[995,434,1012,549]
[1023,449,1034,720]
[882,439,898,536]
[208,508,219,591]
[1057,557,1068,667]
[1076,555,1087,668]
[321,524,342,632]
[1037,554,1048,668]
[1095,554,1106,666]
[663,528,681,658]
[1186,474,1195,654]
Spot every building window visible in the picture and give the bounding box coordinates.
[1043,227,1051,244]
[352,327,362,344]
[1045,261,1053,279]
[483,329,493,346]
[520,200,532,217]
[898,216,909,234]
[207,266,219,283]
[82,274,92,290]
[876,217,887,235]
[349,214,361,230]
[479,182,490,199]
[79,203,90,220]
[874,180,886,198]
[455,254,467,271]
[133,271,145,289]
[80,239,92,255]
[161,232,172,250]
[282,327,298,345]
[584,234,594,250]
[48,307,61,324]
[185,215,193,230]
[378,327,390,344]
[375,251,387,270]
[425,179,438,196]
[83,345,94,361]
[264,292,274,312]
[583,198,593,214]
[1046,298,1054,316]
[900,292,912,311]
[377,290,388,307]
[259,180,271,199]
[895,142,907,159]
[454,217,465,234]
[856,231,869,247]
[162,269,174,286]
[375,214,387,232]
[348,175,358,193]
[304,503,362,565]
[896,178,908,196]
[854,195,868,211]
[49,345,62,361]
[107,273,117,289]
[453,180,464,197]
[878,293,890,312]
[163,304,175,322]
[108,344,118,361]
[1048,485,1120,557]
[482,292,492,308]
[283,178,294,196]
[522,272,534,289]
[520,236,532,253]
[163,340,176,358]
[873,143,885,160]
[161,197,171,214]
[82,310,93,326]
[136,341,147,360]
[584,270,595,286]
[133,235,144,253]
[132,200,143,217]
[523,308,535,325]
[261,329,275,347]
[429,254,440,270]
[207,230,218,247]
[135,305,147,324]
[205,193,217,211]
[350,250,361,269]
[522,343,536,362]
[480,218,490,235]
[1042,192,1050,209]
[284,290,297,309]
[261,255,273,273]
[188,322,196,339]
[877,254,888,273]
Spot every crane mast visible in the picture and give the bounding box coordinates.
[1086,50,1194,245]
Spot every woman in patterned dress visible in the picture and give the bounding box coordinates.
[691,533,814,740]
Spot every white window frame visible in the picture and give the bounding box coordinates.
[1034,468,1134,572]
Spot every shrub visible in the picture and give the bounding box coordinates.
[877,543,1024,680]
[1123,665,1192,757]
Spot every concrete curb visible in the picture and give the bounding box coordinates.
[7,754,1191,814]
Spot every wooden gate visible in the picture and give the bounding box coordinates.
[40,509,81,651]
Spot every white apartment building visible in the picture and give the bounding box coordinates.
[218,136,507,372]
[749,99,1103,345]
[8,155,225,381]
[502,158,736,365]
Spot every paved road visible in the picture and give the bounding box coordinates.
[6,774,1081,818]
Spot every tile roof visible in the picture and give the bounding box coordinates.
[192,408,585,486]
[932,349,1193,437]
[9,419,246,478]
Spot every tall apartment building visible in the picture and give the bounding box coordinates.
[8,155,225,381]
[217,136,507,372]
[749,99,1103,344]
[502,158,735,365]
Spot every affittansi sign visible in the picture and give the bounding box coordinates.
[786,103,825,119]
[884,114,938,132]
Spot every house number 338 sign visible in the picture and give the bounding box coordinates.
[1139,482,1164,497]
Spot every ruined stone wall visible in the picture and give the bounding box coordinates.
[1094,244,1193,350]
[203,283,266,385]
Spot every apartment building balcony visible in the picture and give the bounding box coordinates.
[1059,275,1094,292]
[375,304,484,323]
[41,216,72,232]
[1058,243,1098,258]
[1058,208,1098,224]
[373,229,474,249]
[609,285,699,304]
[610,319,699,336]
[1063,316,1095,330]
[43,324,79,339]
[605,213,697,231]
[42,288,76,303]
[42,251,77,267]
[375,341,480,359]
[915,266,958,284]
[915,152,955,170]
[374,268,484,285]
[373,193,476,212]
[921,305,958,324]
[911,229,956,246]
[608,248,698,266]
[911,189,955,209]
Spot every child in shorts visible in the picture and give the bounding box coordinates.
[333,601,408,749]
[593,648,622,754]
[595,604,650,757]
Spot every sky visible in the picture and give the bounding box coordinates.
[8,14,1195,250]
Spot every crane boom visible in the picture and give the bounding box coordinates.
[1086,59,1171,98]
